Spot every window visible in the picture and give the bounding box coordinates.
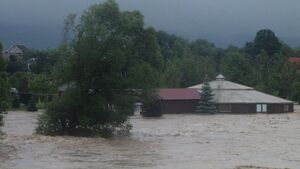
[218,104,232,113]
[256,104,262,112]
[257,104,267,113]
[262,104,267,112]
[284,105,289,112]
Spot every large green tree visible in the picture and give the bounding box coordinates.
[190,39,217,57]
[28,74,56,109]
[28,49,61,74]
[254,29,281,56]
[221,52,254,86]
[6,55,26,74]
[162,55,215,88]
[162,61,183,88]
[36,0,163,136]
[29,74,55,95]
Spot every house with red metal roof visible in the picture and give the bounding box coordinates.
[288,57,300,74]
[288,57,300,64]
[157,88,200,114]
[142,88,200,116]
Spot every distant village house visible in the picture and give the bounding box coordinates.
[2,44,30,61]
[288,57,300,74]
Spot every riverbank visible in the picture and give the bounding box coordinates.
[1,106,299,169]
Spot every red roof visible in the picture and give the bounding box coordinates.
[288,57,300,64]
[158,88,200,100]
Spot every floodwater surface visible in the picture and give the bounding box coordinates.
[1,106,300,169]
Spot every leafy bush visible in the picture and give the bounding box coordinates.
[27,99,38,112]
[11,95,20,109]
[36,88,132,137]
[9,72,32,105]
[0,55,9,127]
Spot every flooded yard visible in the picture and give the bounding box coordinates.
[1,106,300,169]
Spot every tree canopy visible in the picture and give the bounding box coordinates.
[254,29,281,56]
[36,0,163,136]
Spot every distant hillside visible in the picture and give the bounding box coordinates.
[1,22,300,49]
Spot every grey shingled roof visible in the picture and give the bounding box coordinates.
[188,74,293,104]
[189,80,253,90]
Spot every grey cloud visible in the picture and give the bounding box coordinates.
[1,0,300,48]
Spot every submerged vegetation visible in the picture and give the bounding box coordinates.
[0,0,300,135]
[36,88,133,136]
[36,0,161,136]
[0,42,9,127]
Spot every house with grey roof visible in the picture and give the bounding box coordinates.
[189,74,294,113]
[2,44,30,61]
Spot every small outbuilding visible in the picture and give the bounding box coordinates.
[142,88,200,115]
[189,75,294,113]
[157,88,200,114]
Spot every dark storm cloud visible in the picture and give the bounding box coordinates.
[1,0,300,48]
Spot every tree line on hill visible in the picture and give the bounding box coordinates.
[0,0,300,135]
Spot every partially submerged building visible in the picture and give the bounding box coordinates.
[189,75,294,113]
[142,88,199,116]
[146,75,294,115]
[157,88,200,114]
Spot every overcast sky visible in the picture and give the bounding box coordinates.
[1,0,300,49]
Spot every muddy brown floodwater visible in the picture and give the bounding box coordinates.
[1,106,300,169]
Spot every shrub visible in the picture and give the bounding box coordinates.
[8,72,32,105]
[36,88,132,137]
[11,95,20,109]
[0,56,9,127]
[27,99,38,112]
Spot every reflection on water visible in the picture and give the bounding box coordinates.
[1,108,300,169]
